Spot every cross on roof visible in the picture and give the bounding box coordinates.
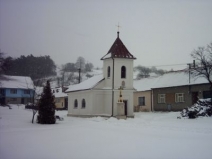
[116,23,121,32]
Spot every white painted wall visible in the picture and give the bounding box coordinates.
[103,58,113,88]
[112,90,134,117]
[103,58,134,89]
[68,90,93,116]
[68,57,135,117]
[67,88,134,117]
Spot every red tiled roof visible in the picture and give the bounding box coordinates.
[101,32,136,60]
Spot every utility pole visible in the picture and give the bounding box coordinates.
[187,60,195,94]
[187,63,191,84]
[78,68,81,83]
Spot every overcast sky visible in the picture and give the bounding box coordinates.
[0,0,212,70]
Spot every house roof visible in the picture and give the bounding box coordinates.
[65,74,104,92]
[134,70,209,92]
[101,32,136,60]
[0,75,34,89]
[134,76,159,91]
[52,87,68,98]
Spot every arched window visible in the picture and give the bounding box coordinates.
[107,66,110,78]
[121,66,126,78]
[82,99,86,108]
[74,99,78,108]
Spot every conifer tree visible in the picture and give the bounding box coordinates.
[37,80,56,124]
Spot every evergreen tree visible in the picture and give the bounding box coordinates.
[5,55,56,80]
[37,80,56,124]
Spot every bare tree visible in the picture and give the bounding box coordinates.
[191,42,212,89]
[85,62,94,72]
[135,65,151,79]
[75,56,85,71]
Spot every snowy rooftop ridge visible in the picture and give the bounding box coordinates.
[65,74,104,92]
[52,87,68,98]
[134,70,209,91]
[0,75,34,89]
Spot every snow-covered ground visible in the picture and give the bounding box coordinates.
[1,105,212,159]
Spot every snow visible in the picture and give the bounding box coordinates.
[1,105,212,159]
[134,70,208,91]
[35,86,43,95]
[52,87,68,98]
[134,77,159,91]
[65,74,104,92]
[101,52,111,59]
[0,75,34,89]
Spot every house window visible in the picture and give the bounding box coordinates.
[138,97,145,106]
[175,93,184,103]
[107,66,110,78]
[0,89,5,95]
[203,91,212,99]
[11,98,17,101]
[10,89,17,94]
[55,98,60,103]
[74,99,78,108]
[121,66,126,78]
[158,94,166,103]
[82,99,86,108]
[24,90,30,94]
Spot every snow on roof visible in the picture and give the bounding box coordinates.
[52,87,68,98]
[134,77,159,91]
[134,70,209,91]
[66,74,104,92]
[0,75,34,89]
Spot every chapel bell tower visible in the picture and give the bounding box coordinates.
[101,31,136,90]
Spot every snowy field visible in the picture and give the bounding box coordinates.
[1,105,212,159]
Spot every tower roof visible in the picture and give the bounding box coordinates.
[101,32,136,60]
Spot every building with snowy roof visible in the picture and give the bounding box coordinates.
[52,87,68,110]
[66,31,136,117]
[133,70,211,111]
[0,75,34,105]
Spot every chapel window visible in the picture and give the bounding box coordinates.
[121,66,126,78]
[74,99,78,108]
[82,99,86,108]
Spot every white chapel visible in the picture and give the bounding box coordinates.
[66,31,136,117]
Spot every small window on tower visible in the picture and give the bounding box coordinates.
[107,66,110,78]
[121,66,126,78]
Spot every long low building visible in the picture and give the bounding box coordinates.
[133,70,211,111]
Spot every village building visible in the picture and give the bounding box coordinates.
[52,87,68,110]
[133,77,157,112]
[133,70,210,112]
[66,32,136,117]
[0,75,34,105]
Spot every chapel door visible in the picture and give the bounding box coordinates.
[123,100,127,116]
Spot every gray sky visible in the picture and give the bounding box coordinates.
[0,0,212,70]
